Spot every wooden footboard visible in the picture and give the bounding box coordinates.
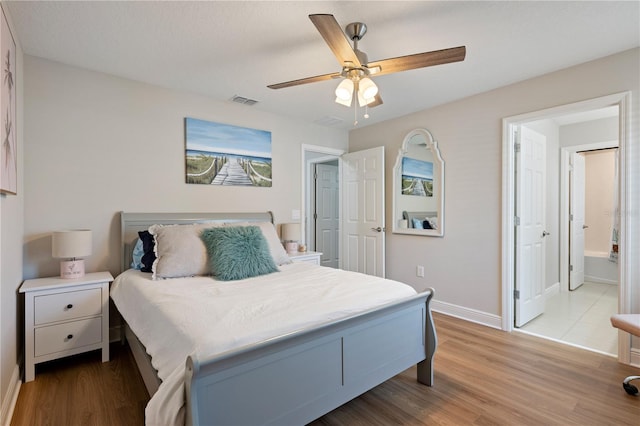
[185,289,436,426]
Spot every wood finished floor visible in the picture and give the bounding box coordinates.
[11,313,640,425]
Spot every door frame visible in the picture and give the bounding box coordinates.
[301,144,345,267]
[501,92,633,364]
[560,140,618,293]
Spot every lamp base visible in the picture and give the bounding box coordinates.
[284,241,299,253]
[60,259,85,279]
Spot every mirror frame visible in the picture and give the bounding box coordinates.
[392,128,445,237]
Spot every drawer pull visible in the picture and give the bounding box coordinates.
[66,304,73,309]
[67,334,74,340]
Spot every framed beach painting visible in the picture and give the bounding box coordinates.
[185,117,272,187]
[401,157,433,197]
[0,4,16,195]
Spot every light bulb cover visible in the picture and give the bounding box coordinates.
[335,96,352,107]
[357,90,376,107]
[359,77,378,99]
[335,79,354,101]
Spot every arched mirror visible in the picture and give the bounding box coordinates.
[392,128,444,237]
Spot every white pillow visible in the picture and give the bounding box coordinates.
[426,217,438,230]
[149,222,224,279]
[225,221,292,266]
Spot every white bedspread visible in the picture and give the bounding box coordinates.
[110,262,417,426]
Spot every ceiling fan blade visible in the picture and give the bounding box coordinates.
[368,46,466,76]
[309,14,362,68]
[268,72,342,89]
[368,94,383,108]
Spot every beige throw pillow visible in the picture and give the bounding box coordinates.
[149,223,224,279]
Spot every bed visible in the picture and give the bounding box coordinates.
[111,211,437,425]
[403,210,439,229]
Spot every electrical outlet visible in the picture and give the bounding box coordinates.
[416,265,425,277]
[291,209,301,220]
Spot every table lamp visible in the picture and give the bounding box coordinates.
[281,223,301,253]
[52,230,92,279]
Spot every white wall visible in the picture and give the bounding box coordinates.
[0,3,23,421]
[23,56,348,281]
[348,48,639,320]
[560,116,619,148]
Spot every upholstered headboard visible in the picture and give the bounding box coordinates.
[120,211,274,273]
[402,211,438,229]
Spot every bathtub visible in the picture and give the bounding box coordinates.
[584,250,618,284]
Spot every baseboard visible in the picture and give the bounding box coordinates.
[431,299,502,330]
[584,275,618,285]
[0,364,21,426]
[631,347,640,368]
[545,282,560,298]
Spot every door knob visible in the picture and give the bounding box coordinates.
[371,227,382,232]
[542,230,550,237]
[583,225,589,229]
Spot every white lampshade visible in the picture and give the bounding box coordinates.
[357,90,375,107]
[281,223,301,242]
[52,230,92,259]
[281,223,301,254]
[335,78,354,101]
[358,77,378,99]
[335,96,352,107]
[52,230,92,279]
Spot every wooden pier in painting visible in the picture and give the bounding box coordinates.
[211,158,253,186]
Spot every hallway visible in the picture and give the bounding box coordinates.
[519,282,618,356]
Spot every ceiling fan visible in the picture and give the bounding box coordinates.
[268,14,466,113]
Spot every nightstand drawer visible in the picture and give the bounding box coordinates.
[34,317,102,357]
[289,251,322,265]
[34,288,101,325]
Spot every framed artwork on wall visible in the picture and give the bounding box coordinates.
[401,157,433,197]
[185,117,272,187]
[0,4,16,195]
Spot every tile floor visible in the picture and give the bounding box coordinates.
[518,281,618,356]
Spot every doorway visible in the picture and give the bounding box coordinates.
[502,92,634,363]
[301,144,387,277]
[520,143,620,355]
[302,145,344,269]
[310,160,340,268]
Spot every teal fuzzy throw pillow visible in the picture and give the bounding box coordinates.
[201,226,278,281]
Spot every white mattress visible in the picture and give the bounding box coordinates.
[110,262,417,425]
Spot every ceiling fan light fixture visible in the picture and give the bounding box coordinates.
[357,90,375,107]
[335,78,354,101]
[335,96,352,107]
[359,77,378,99]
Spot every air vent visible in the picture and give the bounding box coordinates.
[230,95,259,106]
[314,116,344,126]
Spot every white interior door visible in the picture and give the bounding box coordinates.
[315,163,339,268]
[515,126,547,327]
[341,147,385,277]
[570,152,586,290]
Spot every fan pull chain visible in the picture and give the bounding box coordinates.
[354,98,358,126]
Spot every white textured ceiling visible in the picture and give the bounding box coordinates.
[5,1,640,129]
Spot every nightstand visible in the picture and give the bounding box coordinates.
[20,271,113,382]
[288,251,322,265]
